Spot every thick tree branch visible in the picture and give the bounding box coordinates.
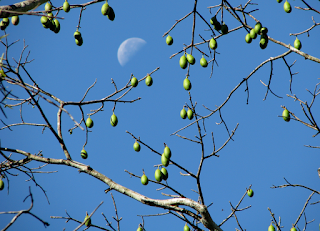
[0,147,222,231]
[0,0,47,18]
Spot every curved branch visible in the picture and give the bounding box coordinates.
[0,0,47,18]
[0,147,222,231]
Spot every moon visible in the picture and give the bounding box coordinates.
[117,38,146,66]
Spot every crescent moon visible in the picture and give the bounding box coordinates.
[117,38,147,66]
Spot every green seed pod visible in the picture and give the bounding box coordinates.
[166,35,173,45]
[180,107,187,119]
[63,0,70,12]
[81,149,88,159]
[284,0,292,13]
[53,19,60,33]
[250,29,257,39]
[164,146,171,159]
[214,21,221,31]
[209,38,217,50]
[282,109,290,122]
[0,179,4,190]
[131,76,138,87]
[145,75,153,86]
[133,141,140,152]
[294,37,302,50]
[47,12,53,19]
[84,212,91,227]
[183,78,191,91]
[0,21,7,30]
[107,6,115,21]
[74,30,82,39]
[221,23,229,34]
[2,18,9,26]
[247,188,254,197]
[268,224,275,231]
[186,53,195,65]
[254,22,262,34]
[180,55,188,69]
[277,0,283,3]
[154,168,162,182]
[260,27,268,35]
[41,16,49,25]
[86,117,94,128]
[187,109,193,120]
[11,15,19,25]
[75,37,83,46]
[49,19,55,31]
[161,167,168,180]
[45,2,52,12]
[200,56,208,67]
[141,174,148,185]
[221,23,228,34]
[110,113,118,127]
[137,226,143,231]
[210,16,218,25]
[259,35,268,49]
[245,33,252,43]
[161,153,169,167]
[0,69,5,77]
[101,2,109,16]
[184,224,190,231]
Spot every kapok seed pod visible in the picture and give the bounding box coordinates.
[84,212,91,227]
[249,29,257,39]
[131,76,138,87]
[284,0,292,13]
[254,22,262,34]
[86,117,94,128]
[133,141,140,152]
[245,33,252,44]
[186,53,195,65]
[183,78,191,91]
[11,16,19,25]
[187,109,193,120]
[145,75,153,86]
[81,149,88,159]
[180,55,187,69]
[161,153,169,167]
[268,224,275,231]
[209,38,217,50]
[282,109,290,122]
[294,37,302,50]
[154,168,162,182]
[101,2,109,16]
[107,7,115,21]
[75,37,83,46]
[180,107,187,119]
[247,188,254,197]
[63,0,70,12]
[74,30,82,39]
[45,2,52,12]
[161,167,168,180]
[110,113,118,127]
[221,23,228,34]
[0,179,4,190]
[141,174,148,185]
[200,56,208,67]
[164,146,171,159]
[166,35,173,45]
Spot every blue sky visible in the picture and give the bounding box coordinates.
[1,0,320,230]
